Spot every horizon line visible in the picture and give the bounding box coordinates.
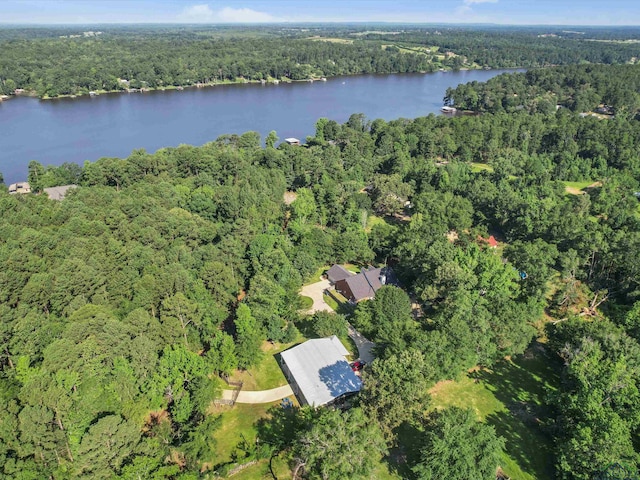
[1,22,640,27]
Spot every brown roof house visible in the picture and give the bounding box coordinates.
[326,264,353,284]
[334,266,390,303]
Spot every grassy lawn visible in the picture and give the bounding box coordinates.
[366,214,390,233]
[304,265,327,286]
[229,340,302,390]
[298,295,313,310]
[343,263,361,273]
[323,293,339,312]
[470,162,495,173]
[309,37,353,44]
[563,180,593,195]
[210,403,274,465]
[429,344,559,480]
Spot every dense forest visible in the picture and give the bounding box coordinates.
[2,61,640,478]
[445,64,640,116]
[1,24,639,98]
[2,26,640,478]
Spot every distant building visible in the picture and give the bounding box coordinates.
[280,336,361,407]
[284,138,301,146]
[478,235,499,248]
[8,182,31,194]
[43,185,77,201]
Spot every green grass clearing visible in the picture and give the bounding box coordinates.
[210,403,274,465]
[229,340,302,390]
[470,162,495,173]
[308,36,354,44]
[366,214,390,233]
[429,344,559,480]
[563,180,593,195]
[343,263,361,273]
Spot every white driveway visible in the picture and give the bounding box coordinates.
[299,279,334,314]
[348,323,376,364]
[221,385,294,404]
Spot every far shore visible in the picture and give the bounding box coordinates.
[6,65,496,102]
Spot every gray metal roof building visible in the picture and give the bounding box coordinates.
[280,336,362,407]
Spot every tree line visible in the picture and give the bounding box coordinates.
[0,32,433,98]
[2,24,640,98]
[445,64,640,116]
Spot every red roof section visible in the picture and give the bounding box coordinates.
[477,235,499,248]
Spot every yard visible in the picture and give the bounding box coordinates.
[470,162,495,173]
[428,344,559,480]
[563,180,594,195]
[228,340,301,390]
[563,180,602,195]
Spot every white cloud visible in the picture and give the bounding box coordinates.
[217,7,278,22]
[463,0,498,4]
[178,4,280,23]
[179,4,216,21]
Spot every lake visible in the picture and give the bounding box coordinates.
[0,69,521,184]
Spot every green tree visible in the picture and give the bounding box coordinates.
[412,407,504,480]
[160,293,201,350]
[265,130,279,148]
[75,415,139,478]
[294,407,387,480]
[234,304,263,369]
[27,160,45,192]
[362,348,434,436]
[310,311,348,339]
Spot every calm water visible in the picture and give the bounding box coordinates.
[1,69,520,183]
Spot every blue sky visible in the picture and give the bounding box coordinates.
[2,0,640,25]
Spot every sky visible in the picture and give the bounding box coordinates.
[1,0,640,26]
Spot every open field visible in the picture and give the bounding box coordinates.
[366,214,390,233]
[382,44,438,56]
[563,180,593,194]
[429,345,559,480]
[308,36,353,44]
[470,162,495,173]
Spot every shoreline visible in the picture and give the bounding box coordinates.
[7,66,500,102]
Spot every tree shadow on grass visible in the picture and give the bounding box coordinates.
[485,409,555,479]
[255,405,306,451]
[386,421,423,480]
[470,342,561,479]
[294,316,316,339]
